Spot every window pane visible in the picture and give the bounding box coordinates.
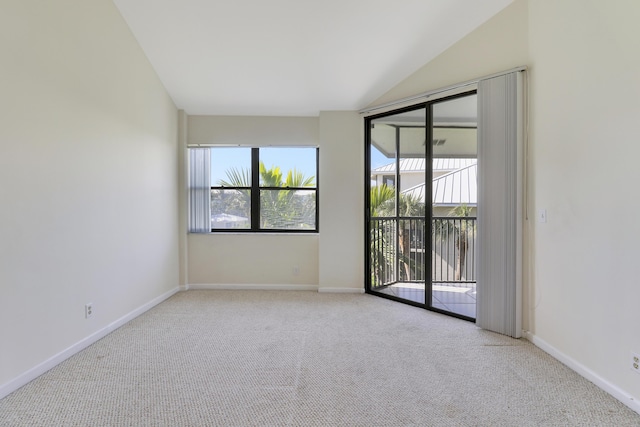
[259,147,316,188]
[211,147,251,187]
[260,189,316,229]
[370,133,396,217]
[211,189,251,229]
[398,118,426,218]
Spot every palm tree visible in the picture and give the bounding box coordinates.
[448,204,475,281]
[369,185,425,285]
[397,193,425,281]
[369,184,395,286]
[370,184,395,217]
[216,167,252,222]
[219,167,251,190]
[218,163,315,228]
[259,164,315,228]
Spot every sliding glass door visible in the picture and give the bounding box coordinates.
[368,106,427,304]
[366,92,477,321]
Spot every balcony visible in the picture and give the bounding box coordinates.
[370,216,476,318]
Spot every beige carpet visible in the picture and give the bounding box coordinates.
[1,290,639,426]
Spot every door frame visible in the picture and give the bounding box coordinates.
[364,91,477,322]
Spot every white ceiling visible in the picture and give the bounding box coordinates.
[112,0,513,116]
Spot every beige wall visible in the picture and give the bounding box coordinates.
[188,115,319,146]
[0,0,179,390]
[371,0,529,107]
[318,111,364,291]
[184,112,364,291]
[185,115,321,287]
[188,234,319,286]
[178,111,189,288]
[528,0,640,405]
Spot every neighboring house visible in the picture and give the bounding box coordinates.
[371,158,478,283]
[372,158,426,191]
[211,213,249,229]
[371,158,477,217]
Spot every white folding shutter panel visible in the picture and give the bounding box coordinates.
[476,71,524,338]
[188,148,211,233]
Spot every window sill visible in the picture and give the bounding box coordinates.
[188,231,319,236]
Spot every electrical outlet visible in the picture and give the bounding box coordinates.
[292,266,300,276]
[632,352,640,374]
[85,303,93,319]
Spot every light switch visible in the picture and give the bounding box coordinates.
[537,208,547,223]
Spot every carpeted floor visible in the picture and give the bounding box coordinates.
[1,290,639,426]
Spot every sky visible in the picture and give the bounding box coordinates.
[209,146,394,185]
[210,147,317,185]
[371,145,394,170]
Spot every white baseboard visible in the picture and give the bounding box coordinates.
[0,286,180,400]
[186,284,365,294]
[187,283,318,291]
[318,287,365,294]
[523,331,640,415]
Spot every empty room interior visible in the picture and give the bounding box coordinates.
[2,0,640,424]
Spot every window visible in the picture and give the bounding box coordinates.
[382,174,395,187]
[189,146,318,233]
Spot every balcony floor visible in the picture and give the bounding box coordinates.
[374,282,476,319]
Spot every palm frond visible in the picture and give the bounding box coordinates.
[218,167,251,187]
[370,184,395,216]
[285,168,315,187]
[259,162,283,187]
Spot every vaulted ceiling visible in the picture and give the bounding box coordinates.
[112,0,514,116]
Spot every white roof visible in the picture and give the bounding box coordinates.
[211,213,249,223]
[373,158,476,174]
[434,158,477,172]
[373,158,424,174]
[403,163,477,206]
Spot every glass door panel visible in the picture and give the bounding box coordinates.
[430,94,478,319]
[368,108,426,304]
[394,118,427,303]
[369,118,398,291]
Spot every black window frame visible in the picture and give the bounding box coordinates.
[210,147,319,233]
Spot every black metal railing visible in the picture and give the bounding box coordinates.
[370,216,477,289]
[432,216,476,284]
[370,219,397,287]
